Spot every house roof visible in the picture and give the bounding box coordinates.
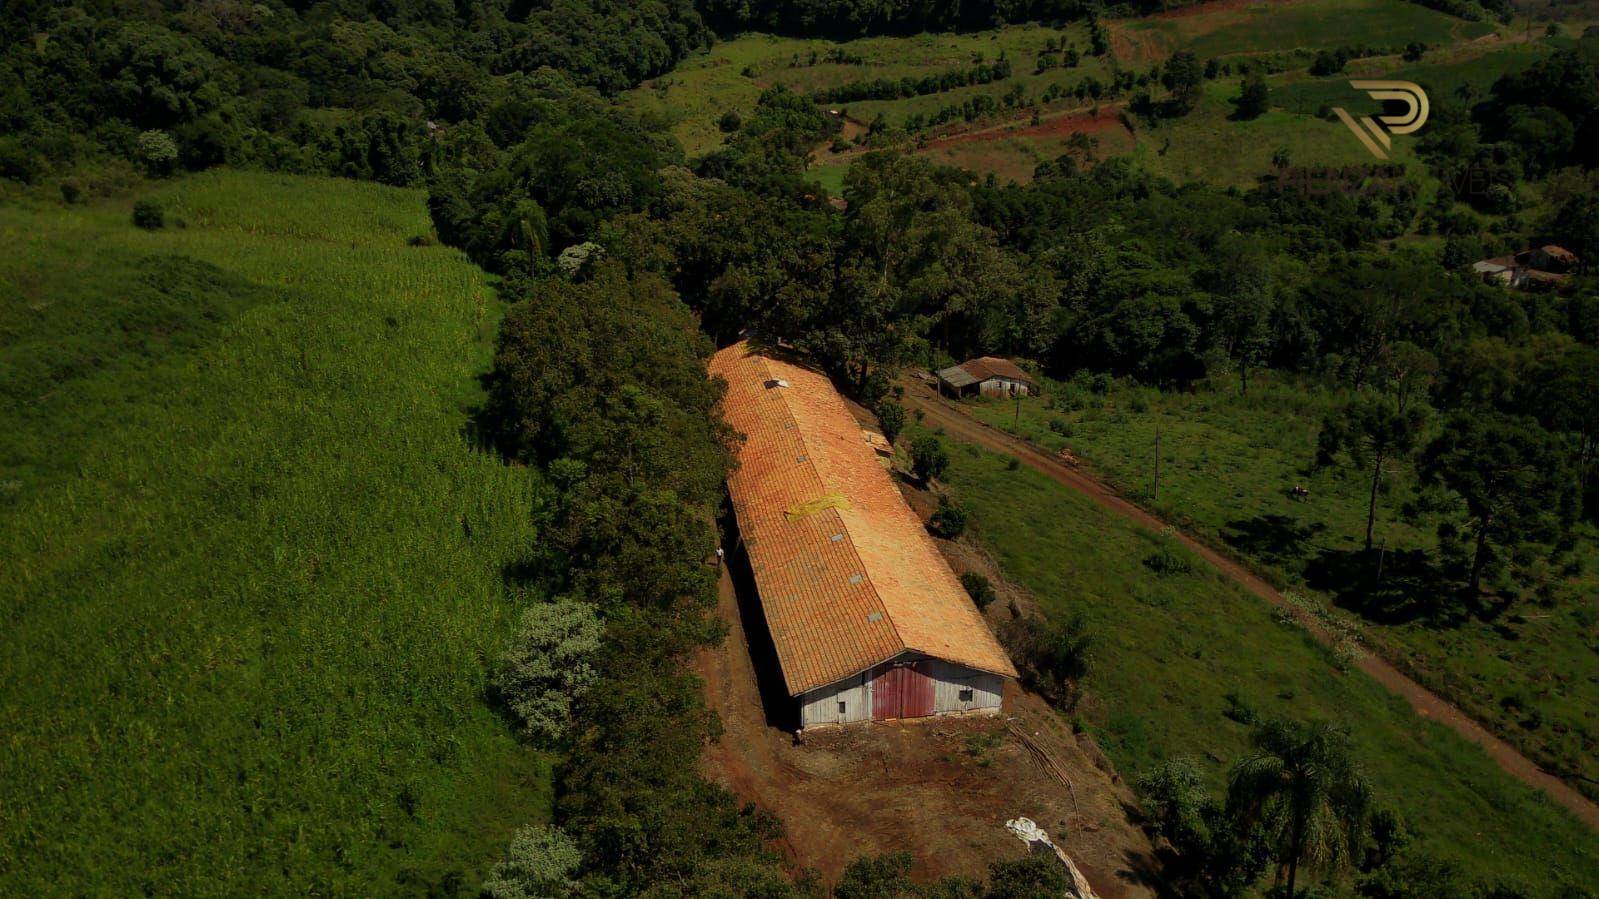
[1472,259,1509,273]
[961,356,1033,385]
[936,357,1035,388]
[710,341,1018,696]
[936,364,979,388]
[1540,244,1578,261]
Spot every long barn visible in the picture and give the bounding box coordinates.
[710,341,1017,730]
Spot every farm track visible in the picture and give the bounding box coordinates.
[813,103,1126,171]
[902,377,1599,832]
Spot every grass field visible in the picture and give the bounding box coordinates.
[1127,76,1383,187]
[1108,0,1487,64]
[1126,32,1558,187]
[0,172,550,894]
[625,0,1524,188]
[956,370,1599,805]
[1274,37,1554,115]
[625,24,1116,158]
[922,425,1599,893]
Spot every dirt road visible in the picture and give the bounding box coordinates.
[903,379,1599,831]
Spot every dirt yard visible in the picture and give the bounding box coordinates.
[696,528,1161,893]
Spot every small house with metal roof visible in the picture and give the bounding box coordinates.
[710,341,1017,730]
[936,357,1036,398]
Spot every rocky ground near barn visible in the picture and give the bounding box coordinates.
[696,533,1161,894]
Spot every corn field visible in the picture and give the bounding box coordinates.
[0,172,550,894]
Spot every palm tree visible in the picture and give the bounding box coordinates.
[1227,719,1372,898]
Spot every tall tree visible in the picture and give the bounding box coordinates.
[1162,50,1204,116]
[1375,341,1437,413]
[1417,412,1577,598]
[1228,719,1372,899]
[1525,344,1599,516]
[1233,73,1269,120]
[1317,394,1428,551]
[1219,255,1277,396]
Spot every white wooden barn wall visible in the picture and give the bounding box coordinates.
[798,655,1005,728]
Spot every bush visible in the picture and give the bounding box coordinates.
[911,435,950,483]
[961,571,996,610]
[1003,613,1093,706]
[0,137,45,184]
[132,200,165,230]
[1144,546,1193,576]
[1048,417,1074,438]
[135,130,179,176]
[928,496,968,539]
[492,597,603,742]
[982,854,1072,895]
[1137,759,1273,895]
[718,110,742,133]
[1234,73,1270,120]
[482,825,581,899]
[836,852,914,899]
[875,399,906,444]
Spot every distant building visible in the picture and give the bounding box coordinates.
[936,356,1036,398]
[1472,245,1581,291]
[1473,257,1517,286]
[1526,244,1579,273]
[711,342,1017,730]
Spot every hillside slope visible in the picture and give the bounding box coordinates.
[0,172,548,895]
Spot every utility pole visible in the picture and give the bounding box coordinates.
[1375,536,1387,585]
[1013,389,1021,431]
[1153,423,1162,504]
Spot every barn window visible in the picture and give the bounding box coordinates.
[959,688,974,702]
[838,701,847,714]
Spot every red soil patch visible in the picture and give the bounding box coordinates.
[918,106,1126,151]
[697,533,1162,892]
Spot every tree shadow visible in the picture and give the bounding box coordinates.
[459,369,509,458]
[1305,547,1469,627]
[1221,514,1326,570]
[1117,845,1175,898]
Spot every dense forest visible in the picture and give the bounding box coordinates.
[5,0,1599,894]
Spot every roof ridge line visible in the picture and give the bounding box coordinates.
[758,354,906,660]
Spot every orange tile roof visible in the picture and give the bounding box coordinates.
[711,341,1018,696]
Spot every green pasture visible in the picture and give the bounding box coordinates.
[1131,35,1554,188]
[1129,77,1383,187]
[925,426,1599,893]
[626,0,1533,189]
[0,172,550,894]
[1110,0,1491,64]
[1275,38,1555,115]
[624,24,1114,156]
[956,369,1599,806]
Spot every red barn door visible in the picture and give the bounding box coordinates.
[871,661,936,720]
